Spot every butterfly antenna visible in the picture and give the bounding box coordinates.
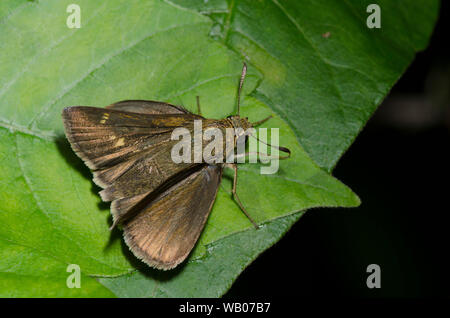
[249,134,291,159]
[237,62,247,116]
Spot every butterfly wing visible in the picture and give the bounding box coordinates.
[122,164,222,270]
[106,99,188,115]
[61,103,202,227]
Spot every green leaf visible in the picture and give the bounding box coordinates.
[169,0,439,170]
[0,236,114,297]
[0,0,437,297]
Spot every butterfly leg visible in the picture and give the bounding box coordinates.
[196,96,202,116]
[226,163,259,229]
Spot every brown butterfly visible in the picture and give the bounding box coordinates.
[62,64,290,270]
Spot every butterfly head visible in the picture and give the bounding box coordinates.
[226,115,253,147]
[228,114,252,131]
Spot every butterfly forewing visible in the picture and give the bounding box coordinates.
[106,100,188,115]
[62,107,189,169]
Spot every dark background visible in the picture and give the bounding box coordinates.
[226,3,449,298]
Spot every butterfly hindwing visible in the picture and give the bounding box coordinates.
[123,164,223,270]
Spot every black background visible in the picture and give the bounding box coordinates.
[226,2,449,298]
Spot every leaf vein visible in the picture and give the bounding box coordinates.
[28,21,209,130]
